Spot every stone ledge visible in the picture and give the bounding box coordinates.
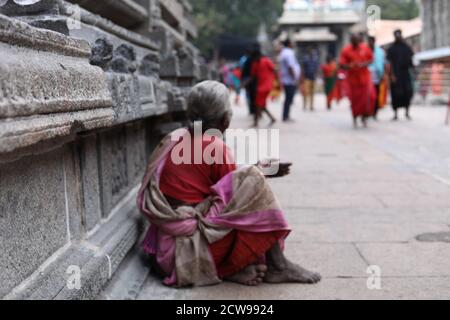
[0,0,60,16]
[0,13,89,57]
[0,14,116,157]
[99,244,150,300]
[106,73,170,125]
[0,15,114,119]
[0,108,114,155]
[4,190,145,300]
[60,2,159,51]
[0,45,112,119]
[0,40,112,118]
[68,0,148,29]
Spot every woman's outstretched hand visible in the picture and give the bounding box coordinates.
[257,159,292,178]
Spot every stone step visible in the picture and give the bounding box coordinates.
[99,244,151,300]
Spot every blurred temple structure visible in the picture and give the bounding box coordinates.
[0,0,216,300]
[277,0,366,59]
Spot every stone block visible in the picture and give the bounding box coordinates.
[68,0,148,29]
[106,71,166,124]
[178,49,199,81]
[5,245,94,300]
[138,76,169,117]
[159,53,180,80]
[167,87,186,113]
[0,0,60,15]
[98,127,130,217]
[158,0,184,25]
[100,245,151,300]
[55,254,110,300]
[125,122,147,185]
[139,52,160,76]
[110,44,138,73]
[0,14,111,118]
[149,26,178,57]
[107,73,140,124]
[63,143,84,240]
[0,148,69,298]
[154,80,170,107]
[5,191,144,300]
[0,108,115,158]
[79,134,102,232]
[0,14,114,155]
[61,2,158,51]
[97,121,148,218]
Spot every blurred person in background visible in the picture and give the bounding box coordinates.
[321,55,339,111]
[251,48,278,127]
[278,39,301,122]
[387,30,415,121]
[240,48,257,115]
[368,36,385,120]
[339,33,374,128]
[301,47,320,112]
[220,60,232,87]
[231,65,242,105]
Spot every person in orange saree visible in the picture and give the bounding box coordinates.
[321,55,339,110]
[137,81,321,287]
[339,33,375,128]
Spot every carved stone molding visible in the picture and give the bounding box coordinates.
[0,14,114,158]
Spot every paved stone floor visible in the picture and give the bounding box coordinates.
[106,95,450,300]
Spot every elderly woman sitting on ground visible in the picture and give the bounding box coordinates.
[138,81,321,287]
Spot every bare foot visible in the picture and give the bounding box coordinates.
[264,261,321,284]
[226,265,267,286]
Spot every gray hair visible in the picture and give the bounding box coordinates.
[187,81,233,130]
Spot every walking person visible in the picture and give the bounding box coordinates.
[241,49,257,115]
[301,47,320,111]
[231,65,242,105]
[321,55,339,110]
[339,33,374,128]
[251,49,277,128]
[278,39,300,122]
[368,36,385,120]
[387,30,415,121]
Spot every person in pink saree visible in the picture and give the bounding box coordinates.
[137,81,321,287]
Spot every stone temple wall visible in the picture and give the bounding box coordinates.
[420,0,450,51]
[0,0,213,300]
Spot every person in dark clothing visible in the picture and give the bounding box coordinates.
[241,48,258,116]
[387,30,415,121]
[301,47,320,111]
